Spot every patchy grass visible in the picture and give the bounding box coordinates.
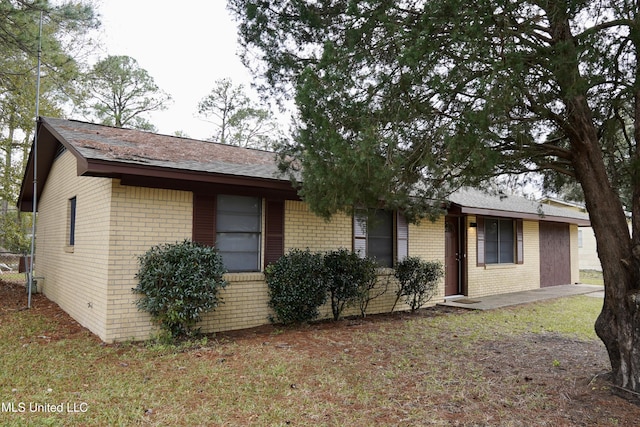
[580,269,604,286]
[0,281,637,426]
[0,272,26,282]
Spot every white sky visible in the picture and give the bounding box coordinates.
[91,0,256,140]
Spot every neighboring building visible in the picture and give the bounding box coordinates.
[18,118,590,342]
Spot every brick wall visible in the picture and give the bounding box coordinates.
[105,182,193,341]
[408,217,446,301]
[465,216,541,297]
[197,272,272,333]
[35,151,112,339]
[39,183,452,341]
[284,200,352,251]
[36,160,578,341]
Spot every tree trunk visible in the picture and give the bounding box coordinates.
[573,126,640,394]
[545,1,640,394]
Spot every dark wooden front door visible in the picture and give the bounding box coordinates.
[539,222,571,287]
[445,216,460,296]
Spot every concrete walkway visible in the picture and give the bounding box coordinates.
[438,284,604,310]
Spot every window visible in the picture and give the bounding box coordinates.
[354,209,408,268]
[578,229,583,248]
[476,216,523,266]
[192,194,283,272]
[485,218,514,264]
[368,210,394,267]
[68,197,77,247]
[216,195,261,272]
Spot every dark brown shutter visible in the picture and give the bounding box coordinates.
[264,200,285,267]
[516,219,524,264]
[476,216,485,267]
[193,194,215,246]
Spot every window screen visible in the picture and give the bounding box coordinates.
[484,218,514,264]
[216,195,261,272]
[368,210,393,268]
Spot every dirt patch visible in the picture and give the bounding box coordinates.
[0,279,95,342]
[2,279,640,425]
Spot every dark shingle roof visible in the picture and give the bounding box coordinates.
[44,117,284,181]
[19,118,590,226]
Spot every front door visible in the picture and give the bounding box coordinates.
[445,216,461,296]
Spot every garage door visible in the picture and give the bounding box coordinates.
[539,222,571,287]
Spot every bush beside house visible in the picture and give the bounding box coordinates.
[133,240,227,338]
[266,248,440,325]
[393,257,444,312]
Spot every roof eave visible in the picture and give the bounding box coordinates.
[82,158,299,196]
[458,206,590,226]
[18,117,89,212]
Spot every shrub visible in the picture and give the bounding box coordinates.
[133,240,227,338]
[392,257,444,312]
[357,264,390,318]
[265,249,327,324]
[324,248,378,320]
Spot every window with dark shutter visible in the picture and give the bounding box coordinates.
[354,209,408,267]
[264,200,284,267]
[368,210,394,268]
[479,217,518,265]
[192,194,215,246]
[216,195,261,272]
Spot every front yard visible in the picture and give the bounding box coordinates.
[1,279,638,426]
[580,269,605,286]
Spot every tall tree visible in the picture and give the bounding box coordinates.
[0,0,98,96]
[229,0,640,394]
[197,78,281,149]
[0,0,98,251]
[83,55,172,131]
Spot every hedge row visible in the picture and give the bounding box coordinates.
[133,241,444,338]
[265,249,443,325]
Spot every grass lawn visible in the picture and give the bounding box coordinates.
[1,280,637,426]
[580,269,604,286]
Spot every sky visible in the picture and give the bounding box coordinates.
[92,0,257,140]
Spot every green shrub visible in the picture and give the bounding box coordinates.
[265,249,327,324]
[357,265,390,318]
[133,240,227,338]
[392,257,443,312]
[324,248,378,320]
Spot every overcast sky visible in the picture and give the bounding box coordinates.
[92,0,257,139]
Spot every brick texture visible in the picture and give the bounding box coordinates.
[284,201,352,251]
[36,152,112,339]
[35,158,580,342]
[466,216,541,297]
